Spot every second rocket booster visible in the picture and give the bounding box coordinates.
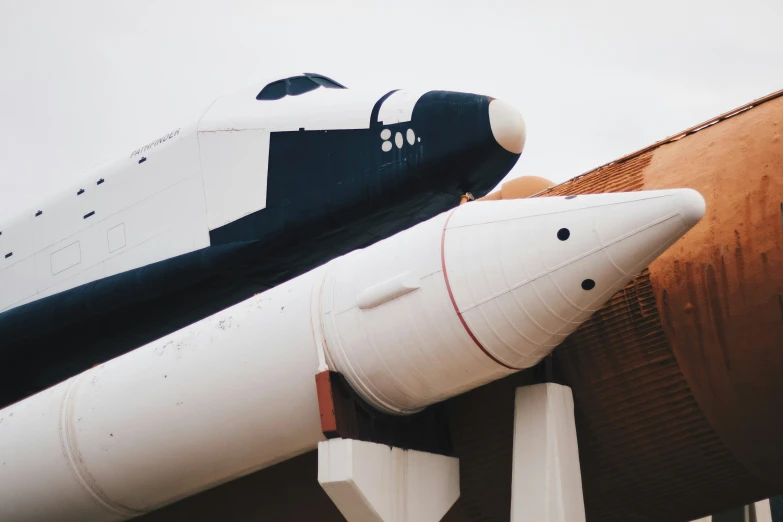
[0,189,705,521]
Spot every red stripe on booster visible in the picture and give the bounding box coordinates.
[440,210,520,371]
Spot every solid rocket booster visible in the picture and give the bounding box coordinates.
[0,189,705,522]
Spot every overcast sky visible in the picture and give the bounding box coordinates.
[1,0,781,222]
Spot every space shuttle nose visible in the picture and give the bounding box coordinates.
[488,99,526,154]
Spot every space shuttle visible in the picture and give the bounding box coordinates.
[0,73,717,522]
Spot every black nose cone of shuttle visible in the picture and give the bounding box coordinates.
[409,91,526,198]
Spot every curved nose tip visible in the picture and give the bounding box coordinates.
[674,188,707,227]
[489,99,526,154]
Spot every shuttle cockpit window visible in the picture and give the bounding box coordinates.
[287,76,320,96]
[304,73,345,89]
[256,73,346,100]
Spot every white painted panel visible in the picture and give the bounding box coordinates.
[27,123,201,255]
[0,119,207,315]
[103,174,209,278]
[198,83,388,133]
[110,173,207,255]
[377,89,429,125]
[0,256,37,311]
[33,214,114,294]
[30,179,103,254]
[28,172,208,299]
[32,262,107,304]
[35,218,110,293]
[50,241,81,275]
[107,223,126,253]
[98,125,201,218]
[198,129,270,230]
[0,217,34,269]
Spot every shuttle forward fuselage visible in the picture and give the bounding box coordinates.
[0,74,524,406]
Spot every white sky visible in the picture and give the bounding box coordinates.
[1,0,781,222]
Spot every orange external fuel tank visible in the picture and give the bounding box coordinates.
[494,90,783,521]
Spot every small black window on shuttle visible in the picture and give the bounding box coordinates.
[305,73,345,89]
[258,80,287,100]
[287,76,320,96]
[256,73,346,101]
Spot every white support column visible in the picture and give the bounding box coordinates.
[318,438,460,522]
[511,383,586,522]
[756,499,774,522]
[690,499,773,522]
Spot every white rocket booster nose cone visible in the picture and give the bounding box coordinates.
[443,189,705,370]
[675,188,707,227]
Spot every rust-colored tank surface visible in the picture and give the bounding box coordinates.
[137,91,783,522]
[531,90,783,521]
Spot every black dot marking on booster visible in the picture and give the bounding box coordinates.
[581,279,596,290]
[565,195,577,200]
[557,228,570,241]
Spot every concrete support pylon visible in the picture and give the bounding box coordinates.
[511,383,586,522]
[318,438,459,522]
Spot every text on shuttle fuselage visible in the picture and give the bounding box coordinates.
[130,128,181,158]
